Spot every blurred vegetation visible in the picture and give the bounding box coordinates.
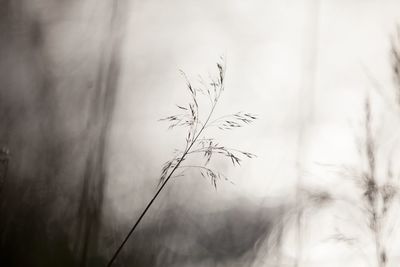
[0,0,124,266]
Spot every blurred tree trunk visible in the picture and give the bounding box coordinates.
[0,0,128,265]
[74,1,127,266]
[0,1,68,265]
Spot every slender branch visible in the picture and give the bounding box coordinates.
[106,149,187,267]
[206,114,236,127]
[106,88,218,267]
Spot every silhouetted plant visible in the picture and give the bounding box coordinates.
[296,27,400,267]
[107,59,257,266]
[354,97,394,267]
[315,97,400,267]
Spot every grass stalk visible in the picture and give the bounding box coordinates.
[106,60,257,266]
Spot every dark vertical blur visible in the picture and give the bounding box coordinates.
[0,1,66,266]
[74,1,127,266]
[0,0,127,266]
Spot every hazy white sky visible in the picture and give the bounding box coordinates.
[107,0,400,265]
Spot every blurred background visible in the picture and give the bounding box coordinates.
[1,0,400,266]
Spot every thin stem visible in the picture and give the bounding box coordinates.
[106,91,219,267]
[187,147,253,156]
[179,165,213,170]
[106,150,187,267]
[206,114,235,128]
